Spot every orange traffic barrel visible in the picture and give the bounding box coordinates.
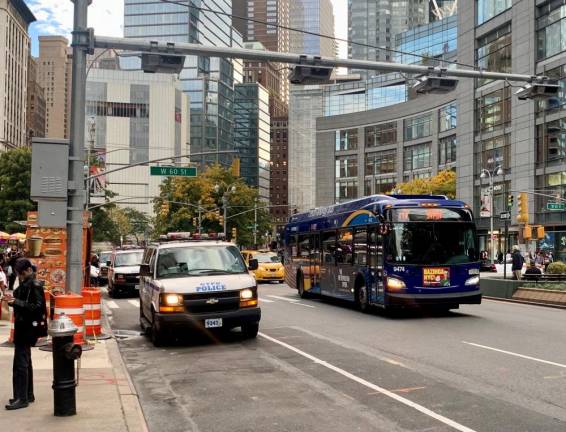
[53,294,85,346]
[82,289,102,338]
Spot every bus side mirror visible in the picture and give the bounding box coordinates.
[248,259,259,271]
[106,261,111,267]
[140,264,151,277]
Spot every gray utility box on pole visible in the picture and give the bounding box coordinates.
[31,138,69,228]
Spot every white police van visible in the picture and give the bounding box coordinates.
[139,234,260,346]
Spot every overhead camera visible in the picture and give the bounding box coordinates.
[412,75,458,94]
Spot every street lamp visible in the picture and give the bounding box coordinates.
[480,165,503,262]
[214,183,236,237]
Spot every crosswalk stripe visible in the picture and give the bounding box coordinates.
[128,299,140,308]
[106,300,119,309]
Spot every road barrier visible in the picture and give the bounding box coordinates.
[53,294,85,346]
[82,289,102,338]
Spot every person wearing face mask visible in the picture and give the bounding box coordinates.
[1,258,47,411]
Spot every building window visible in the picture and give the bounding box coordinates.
[439,103,457,132]
[439,135,457,165]
[336,156,358,178]
[536,119,566,164]
[537,0,566,60]
[336,180,358,201]
[404,113,432,141]
[476,24,512,86]
[536,64,566,114]
[365,122,397,147]
[476,134,511,172]
[404,143,431,171]
[365,176,397,196]
[335,129,358,151]
[477,0,512,25]
[365,151,396,176]
[476,87,511,133]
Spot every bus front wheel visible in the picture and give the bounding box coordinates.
[297,275,309,299]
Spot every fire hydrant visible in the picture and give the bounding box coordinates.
[48,313,82,416]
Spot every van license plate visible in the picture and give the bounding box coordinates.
[205,318,222,328]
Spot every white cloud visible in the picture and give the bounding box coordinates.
[29,0,123,40]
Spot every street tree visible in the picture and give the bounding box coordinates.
[392,169,456,199]
[123,207,152,244]
[154,164,271,246]
[0,148,35,232]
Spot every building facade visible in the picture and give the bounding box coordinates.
[270,116,288,227]
[233,82,270,201]
[86,69,189,216]
[290,0,335,57]
[0,0,35,151]
[457,0,565,260]
[26,56,46,145]
[123,0,240,168]
[37,36,72,139]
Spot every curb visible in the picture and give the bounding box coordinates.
[484,296,566,310]
[102,309,149,432]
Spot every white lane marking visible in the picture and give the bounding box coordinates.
[105,300,119,309]
[267,295,316,308]
[259,332,476,432]
[259,297,275,303]
[128,299,140,308]
[463,341,566,369]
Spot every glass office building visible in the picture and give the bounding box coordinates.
[290,0,335,57]
[123,0,240,167]
[233,83,271,201]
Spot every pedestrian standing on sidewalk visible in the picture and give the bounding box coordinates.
[2,258,47,411]
[7,252,17,291]
[511,246,525,281]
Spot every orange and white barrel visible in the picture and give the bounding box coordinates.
[82,289,102,337]
[53,294,85,345]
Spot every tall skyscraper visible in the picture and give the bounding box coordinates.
[0,0,35,151]
[348,0,435,78]
[37,36,72,139]
[290,0,336,57]
[123,0,241,167]
[27,56,46,145]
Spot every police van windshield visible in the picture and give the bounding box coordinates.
[157,246,247,278]
[115,251,143,267]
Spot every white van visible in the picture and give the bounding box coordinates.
[139,239,260,346]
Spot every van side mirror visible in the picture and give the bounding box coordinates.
[248,259,259,271]
[106,261,111,267]
[140,264,152,277]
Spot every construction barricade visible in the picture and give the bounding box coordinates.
[82,288,110,340]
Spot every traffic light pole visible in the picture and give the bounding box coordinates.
[503,219,509,280]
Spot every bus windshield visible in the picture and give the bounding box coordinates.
[386,222,478,265]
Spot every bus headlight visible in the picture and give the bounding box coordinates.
[465,276,480,286]
[386,277,406,291]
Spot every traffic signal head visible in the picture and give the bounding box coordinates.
[160,202,169,217]
[219,215,224,225]
[536,226,545,240]
[517,192,528,224]
[523,224,532,240]
[507,194,514,209]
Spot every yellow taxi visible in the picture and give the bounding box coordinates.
[241,250,285,283]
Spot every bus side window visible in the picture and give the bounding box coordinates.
[368,229,383,268]
[322,230,336,265]
[337,229,353,265]
[354,227,368,266]
[298,234,311,258]
[291,235,298,258]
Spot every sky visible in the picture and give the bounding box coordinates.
[27,0,348,58]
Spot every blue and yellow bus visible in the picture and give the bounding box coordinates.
[284,194,481,311]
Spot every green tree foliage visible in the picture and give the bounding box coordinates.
[547,261,566,274]
[123,207,152,243]
[0,148,35,232]
[392,169,456,199]
[155,164,271,247]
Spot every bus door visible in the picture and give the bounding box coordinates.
[368,226,385,303]
[308,234,321,294]
[321,230,338,296]
[335,228,356,301]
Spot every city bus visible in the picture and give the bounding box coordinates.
[283,195,481,311]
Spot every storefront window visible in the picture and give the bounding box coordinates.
[335,129,358,151]
[537,1,566,60]
[476,87,511,132]
[477,0,512,25]
[477,25,512,87]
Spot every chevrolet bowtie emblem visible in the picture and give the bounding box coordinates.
[206,298,219,305]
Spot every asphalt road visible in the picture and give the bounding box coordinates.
[104,284,566,432]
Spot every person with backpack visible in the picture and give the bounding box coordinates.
[2,258,47,410]
[511,245,525,281]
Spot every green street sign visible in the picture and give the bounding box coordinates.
[150,166,197,177]
[547,202,565,211]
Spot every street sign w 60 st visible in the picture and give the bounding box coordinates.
[150,166,197,177]
[547,202,565,211]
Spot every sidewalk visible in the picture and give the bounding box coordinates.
[0,319,147,432]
